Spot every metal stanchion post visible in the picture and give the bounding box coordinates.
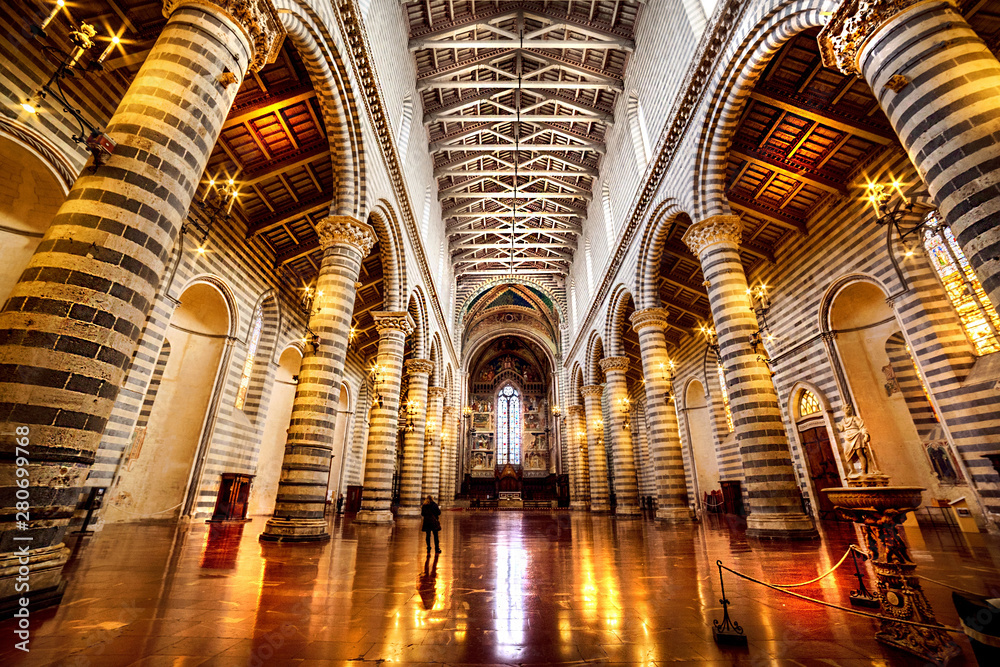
[713,560,748,646]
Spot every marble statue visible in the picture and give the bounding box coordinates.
[839,404,880,478]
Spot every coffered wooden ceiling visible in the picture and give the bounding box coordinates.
[404,0,640,292]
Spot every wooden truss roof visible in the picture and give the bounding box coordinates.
[405,0,641,290]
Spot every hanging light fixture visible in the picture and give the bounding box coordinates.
[618,397,631,431]
[22,2,125,167]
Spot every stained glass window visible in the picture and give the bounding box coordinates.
[717,364,734,432]
[235,305,263,411]
[922,214,1000,355]
[496,384,522,465]
[799,390,821,418]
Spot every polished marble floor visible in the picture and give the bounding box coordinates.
[2,510,999,666]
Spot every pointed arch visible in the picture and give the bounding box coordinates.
[429,333,443,386]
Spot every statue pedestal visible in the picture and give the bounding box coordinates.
[823,486,960,665]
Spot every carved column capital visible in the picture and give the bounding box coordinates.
[682,215,743,258]
[427,386,447,399]
[163,0,285,72]
[405,358,434,376]
[598,356,630,374]
[442,405,457,417]
[567,404,585,418]
[373,311,415,336]
[818,0,956,75]
[630,307,671,333]
[315,216,377,256]
[580,384,604,398]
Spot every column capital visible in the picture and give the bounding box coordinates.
[567,404,585,417]
[163,0,285,72]
[373,311,415,335]
[442,405,457,417]
[818,0,956,75]
[630,307,670,333]
[580,384,604,398]
[315,216,377,256]
[682,215,743,258]
[598,356,630,374]
[427,386,447,399]
[405,358,434,376]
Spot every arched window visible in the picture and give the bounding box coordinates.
[437,240,446,281]
[584,236,594,293]
[496,384,522,465]
[717,364,733,432]
[602,182,615,240]
[626,93,651,168]
[922,213,1000,355]
[570,280,579,326]
[235,304,263,411]
[421,186,432,238]
[798,390,821,418]
[397,96,414,160]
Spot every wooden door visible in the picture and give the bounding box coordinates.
[800,427,841,517]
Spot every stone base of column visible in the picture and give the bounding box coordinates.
[396,506,421,517]
[589,504,612,513]
[354,510,395,524]
[0,543,69,619]
[655,506,695,522]
[570,500,590,511]
[614,504,642,517]
[746,513,818,540]
[259,518,331,542]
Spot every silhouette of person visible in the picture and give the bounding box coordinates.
[421,495,442,554]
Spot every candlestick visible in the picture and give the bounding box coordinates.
[39,0,65,31]
[96,34,121,65]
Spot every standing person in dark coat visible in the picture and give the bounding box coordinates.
[421,495,442,554]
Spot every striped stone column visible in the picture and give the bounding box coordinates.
[580,386,610,512]
[261,218,375,542]
[0,0,282,611]
[422,386,445,501]
[819,0,1000,311]
[396,359,432,516]
[439,405,457,504]
[684,215,816,539]
[631,308,693,521]
[355,312,414,524]
[598,358,641,516]
[567,404,590,509]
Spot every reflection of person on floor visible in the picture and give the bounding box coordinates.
[421,495,442,554]
[418,552,439,610]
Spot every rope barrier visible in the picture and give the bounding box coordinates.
[918,574,987,598]
[718,561,963,634]
[768,545,858,588]
[106,501,184,516]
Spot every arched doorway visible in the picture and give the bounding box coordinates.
[249,346,303,516]
[683,379,720,512]
[107,282,232,522]
[829,280,957,497]
[0,135,66,305]
[792,387,842,519]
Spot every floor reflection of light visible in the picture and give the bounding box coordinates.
[495,533,528,653]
